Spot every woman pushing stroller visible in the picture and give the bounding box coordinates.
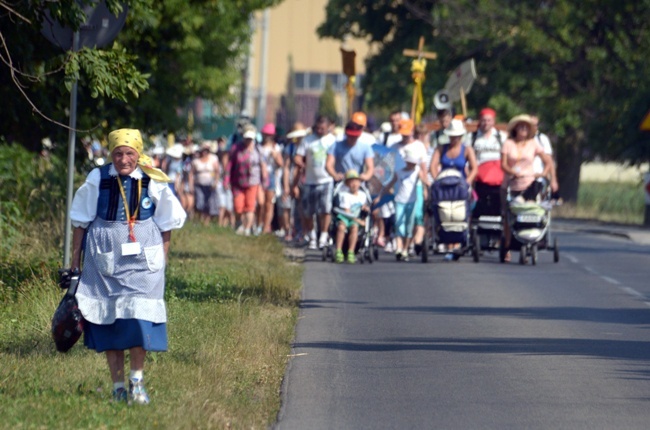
[429,119,478,260]
[500,114,553,261]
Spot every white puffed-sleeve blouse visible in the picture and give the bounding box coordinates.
[70,165,186,231]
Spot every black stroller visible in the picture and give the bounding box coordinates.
[425,169,471,261]
[470,181,503,262]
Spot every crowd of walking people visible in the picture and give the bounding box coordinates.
[151,107,557,262]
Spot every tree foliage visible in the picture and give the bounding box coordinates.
[0,0,280,151]
[318,0,650,201]
[318,78,338,123]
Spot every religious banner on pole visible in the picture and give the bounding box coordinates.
[341,45,357,120]
[403,37,437,124]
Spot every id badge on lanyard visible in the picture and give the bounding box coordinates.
[117,177,142,255]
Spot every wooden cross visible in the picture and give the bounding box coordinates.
[403,37,437,122]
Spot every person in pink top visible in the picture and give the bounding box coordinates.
[500,114,553,260]
[224,127,268,236]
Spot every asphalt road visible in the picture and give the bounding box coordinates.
[274,229,650,429]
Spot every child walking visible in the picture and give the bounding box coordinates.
[376,147,428,261]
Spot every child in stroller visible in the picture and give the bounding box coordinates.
[331,170,372,264]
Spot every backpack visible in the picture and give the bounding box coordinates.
[471,129,502,147]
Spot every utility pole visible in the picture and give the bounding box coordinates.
[255,9,270,129]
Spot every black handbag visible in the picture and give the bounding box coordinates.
[51,269,85,353]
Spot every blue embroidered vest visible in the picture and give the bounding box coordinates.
[97,164,156,221]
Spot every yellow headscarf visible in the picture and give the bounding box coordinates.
[108,129,171,183]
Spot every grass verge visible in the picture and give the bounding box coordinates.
[555,181,645,225]
[0,222,302,429]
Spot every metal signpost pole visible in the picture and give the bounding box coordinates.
[63,31,80,268]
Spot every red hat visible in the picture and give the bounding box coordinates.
[345,121,363,137]
[479,108,496,118]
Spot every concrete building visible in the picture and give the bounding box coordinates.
[245,0,375,132]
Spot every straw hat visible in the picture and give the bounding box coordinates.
[507,114,534,133]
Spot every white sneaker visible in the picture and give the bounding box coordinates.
[235,226,245,235]
[275,228,285,237]
[244,228,251,237]
[385,241,394,253]
[318,233,329,249]
[308,239,317,250]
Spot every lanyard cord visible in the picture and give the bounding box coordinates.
[117,177,142,242]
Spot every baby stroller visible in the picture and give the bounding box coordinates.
[500,179,560,265]
[470,181,503,263]
[322,182,374,264]
[426,169,471,261]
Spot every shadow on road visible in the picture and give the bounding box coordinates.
[293,337,650,362]
[366,306,650,325]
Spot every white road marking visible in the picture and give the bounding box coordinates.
[601,276,620,285]
[566,254,579,264]
[620,286,645,299]
[580,264,647,305]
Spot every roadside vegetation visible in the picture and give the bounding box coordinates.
[555,181,645,225]
[0,147,301,429]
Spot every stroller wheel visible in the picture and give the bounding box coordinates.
[553,238,560,263]
[322,247,327,261]
[373,246,379,261]
[531,244,538,265]
[519,245,527,265]
[472,233,480,263]
[366,250,373,264]
[499,238,507,263]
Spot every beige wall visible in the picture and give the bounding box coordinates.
[249,0,373,97]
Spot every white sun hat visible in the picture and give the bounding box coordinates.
[443,118,466,138]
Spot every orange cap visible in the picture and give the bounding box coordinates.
[351,111,367,127]
[398,119,414,135]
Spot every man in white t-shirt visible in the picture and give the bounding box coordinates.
[530,115,559,194]
[295,116,336,249]
[464,108,507,166]
[384,110,404,148]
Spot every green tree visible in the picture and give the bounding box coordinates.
[280,54,298,132]
[318,78,338,123]
[318,0,650,202]
[0,0,281,151]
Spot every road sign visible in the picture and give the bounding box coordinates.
[444,59,477,102]
[41,1,128,51]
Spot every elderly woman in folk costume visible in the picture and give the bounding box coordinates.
[70,129,186,404]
